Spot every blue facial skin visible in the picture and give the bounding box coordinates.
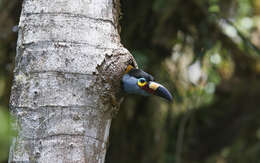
[122,74,150,96]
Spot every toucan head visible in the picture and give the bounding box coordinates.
[122,65,173,102]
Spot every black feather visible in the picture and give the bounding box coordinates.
[128,68,154,81]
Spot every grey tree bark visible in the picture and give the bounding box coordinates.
[9,0,136,162]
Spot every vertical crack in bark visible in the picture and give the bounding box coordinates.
[112,0,122,34]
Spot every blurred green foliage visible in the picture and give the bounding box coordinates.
[0,0,21,162]
[0,0,260,163]
[106,0,260,163]
[0,108,14,162]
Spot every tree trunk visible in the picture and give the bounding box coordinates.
[9,0,135,162]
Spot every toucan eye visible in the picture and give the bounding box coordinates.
[138,78,147,87]
[140,79,145,83]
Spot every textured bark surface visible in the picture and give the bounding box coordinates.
[9,0,135,162]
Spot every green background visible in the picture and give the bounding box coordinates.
[0,0,260,162]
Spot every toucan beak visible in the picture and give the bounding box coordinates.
[148,81,173,102]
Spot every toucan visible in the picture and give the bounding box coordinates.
[122,65,173,102]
